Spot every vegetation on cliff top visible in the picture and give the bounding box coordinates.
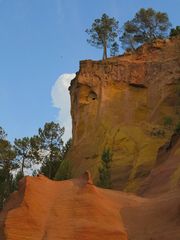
[86,13,119,60]
[170,26,180,37]
[120,8,171,50]
[86,8,177,58]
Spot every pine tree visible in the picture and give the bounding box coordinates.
[170,26,180,37]
[86,13,119,59]
[0,128,16,208]
[38,122,64,179]
[110,42,119,56]
[14,137,33,175]
[120,8,171,50]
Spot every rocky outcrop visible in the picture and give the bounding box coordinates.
[60,38,180,191]
[1,174,180,239]
[0,174,128,240]
[139,133,180,196]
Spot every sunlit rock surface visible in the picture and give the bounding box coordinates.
[0,172,180,239]
[61,38,180,192]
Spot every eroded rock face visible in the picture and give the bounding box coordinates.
[139,134,180,196]
[63,38,180,191]
[0,174,128,240]
[1,174,180,240]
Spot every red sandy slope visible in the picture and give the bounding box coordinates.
[0,172,180,240]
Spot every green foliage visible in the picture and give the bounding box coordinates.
[0,129,17,209]
[12,171,24,191]
[35,123,72,180]
[0,169,14,209]
[30,135,42,163]
[38,122,64,149]
[40,157,61,179]
[120,8,171,50]
[150,128,165,137]
[55,138,72,180]
[110,42,119,56]
[0,127,7,140]
[14,137,34,175]
[55,160,72,180]
[37,122,65,179]
[97,148,112,189]
[170,26,180,37]
[61,138,72,159]
[0,123,71,209]
[176,81,180,98]
[32,169,38,176]
[163,116,173,128]
[174,122,180,134]
[86,13,119,59]
[175,79,180,114]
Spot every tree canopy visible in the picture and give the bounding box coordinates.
[170,26,180,37]
[0,130,16,208]
[86,13,119,59]
[120,8,171,50]
[110,42,119,56]
[38,122,65,179]
[0,122,72,208]
[14,137,34,175]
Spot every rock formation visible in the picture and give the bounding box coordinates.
[59,38,180,192]
[1,172,180,239]
[139,133,180,196]
[1,38,180,240]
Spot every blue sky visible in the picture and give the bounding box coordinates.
[0,0,179,142]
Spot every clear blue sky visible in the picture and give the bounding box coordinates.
[0,0,179,142]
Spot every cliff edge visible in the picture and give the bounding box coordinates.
[59,38,180,192]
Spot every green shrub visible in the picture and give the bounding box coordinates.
[174,122,180,134]
[97,148,112,189]
[151,128,165,137]
[170,26,180,37]
[163,116,173,128]
[55,160,72,180]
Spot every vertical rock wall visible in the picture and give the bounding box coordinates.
[60,38,180,191]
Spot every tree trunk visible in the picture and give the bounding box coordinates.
[21,157,25,175]
[48,160,52,179]
[49,145,53,179]
[103,40,107,60]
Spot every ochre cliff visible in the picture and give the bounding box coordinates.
[60,38,180,191]
[1,39,180,240]
[1,173,180,240]
[139,133,180,196]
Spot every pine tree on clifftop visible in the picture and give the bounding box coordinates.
[120,8,171,50]
[86,13,119,60]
